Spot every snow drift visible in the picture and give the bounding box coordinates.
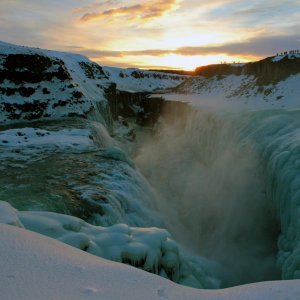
[1,223,299,300]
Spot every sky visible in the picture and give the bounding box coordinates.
[0,0,299,70]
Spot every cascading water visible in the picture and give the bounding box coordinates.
[2,76,300,289]
[82,94,300,287]
[135,107,282,287]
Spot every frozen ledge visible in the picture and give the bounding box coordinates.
[1,223,299,300]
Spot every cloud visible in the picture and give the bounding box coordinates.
[72,34,300,62]
[206,0,300,29]
[73,1,121,14]
[76,48,168,57]
[80,0,178,22]
[176,35,300,57]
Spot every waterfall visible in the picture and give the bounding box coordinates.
[135,107,281,286]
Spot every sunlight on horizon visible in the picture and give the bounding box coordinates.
[90,53,257,71]
[0,0,298,70]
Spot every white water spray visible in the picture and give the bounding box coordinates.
[135,108,280,286]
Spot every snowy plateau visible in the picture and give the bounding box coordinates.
[1,40,300,299]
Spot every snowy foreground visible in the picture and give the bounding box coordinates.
[1,223,300,300]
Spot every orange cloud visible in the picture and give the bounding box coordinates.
[72,34,300,61]
[73,1,121,14]
[80,0,178,22]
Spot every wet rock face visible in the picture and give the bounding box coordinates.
[105,83,189,127]
[105,84,164,127]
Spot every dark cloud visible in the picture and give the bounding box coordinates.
[75,48,168,57]
[80,0,178,22]
[176,35,300,57]
[206,0,300,30]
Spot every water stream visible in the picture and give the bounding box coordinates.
[1,102,300,288]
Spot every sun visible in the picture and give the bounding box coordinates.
[94,53,251,71]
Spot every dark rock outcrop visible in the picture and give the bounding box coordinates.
[243,56,300,85]
[0,54,71,84]
[195,64,243,78]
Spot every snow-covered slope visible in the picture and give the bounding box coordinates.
[1,223,299,300]
[0,41,186,124]
[0,201,220,289]
[170,54,300,111]
[103,66,187,93]
[0,41,99,123]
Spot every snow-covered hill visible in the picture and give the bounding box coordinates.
[169,54,300,111]
[103,66,186,93]
[0,41,186,124]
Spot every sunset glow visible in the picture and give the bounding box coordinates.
[0,0,299,70]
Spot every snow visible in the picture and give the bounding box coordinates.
[0,124,164,229]
[0,41,96,123]
[0,201,222,289]
[157,73,300,112]
[103,66,187,93]
[0,127,95,151]
[0,127,97,162]
[0,40,188,124]
[1,223,300,300]
[272,53,300,62]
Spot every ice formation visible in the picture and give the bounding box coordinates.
[0,201,220,289]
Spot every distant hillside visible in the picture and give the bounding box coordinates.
[148,69,194,76]
[170,53,300,110]
[194,54,300,85]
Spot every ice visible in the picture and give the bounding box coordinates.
[0,201,221,289]
[240,110,300,280]
[102,146,135,168]
[136,104,300,283]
